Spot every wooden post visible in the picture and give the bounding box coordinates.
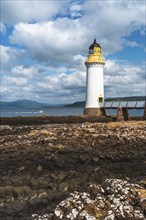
[143,101,146,120]
[100,108,107,116]
[122,107,129,120]
[117,106,124,121]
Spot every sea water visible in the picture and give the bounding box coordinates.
[0,107,144,117]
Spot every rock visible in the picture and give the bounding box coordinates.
[139,198,146,214]
[0,178,4,187]
[37,165,43,172]
[38,177,49,188]
[59,182,68,192]
[13,186,23,198]
[30,177,40,189]
[0,125,12,132]
[5,186,13,196]
[22,175,31,185]
[32,179,146,220]
[0,187,5,197]
[23,186,31,196]
[5,196,13,202]
[89,184,104,195]
[13,176,23,187]
[57,172,66,181]
[5,179,12,186]
[19,166,25,171]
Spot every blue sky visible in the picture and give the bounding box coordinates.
[0,0,146,104]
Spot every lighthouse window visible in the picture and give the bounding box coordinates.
[89,49,94,54]
[99,97,103,103]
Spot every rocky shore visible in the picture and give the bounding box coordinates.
[0,116,146,219]
[32,179,146,220]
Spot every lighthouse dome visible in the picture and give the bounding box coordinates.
[86,38,105,64]
[89,38,101,50]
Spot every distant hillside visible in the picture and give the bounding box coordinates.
[0,100,49,108]
[64,96,146,107]
[64,101,85,107]
[105,96,146,102]
[1,96,145,108]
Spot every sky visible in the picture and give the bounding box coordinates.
[0,0,146,104]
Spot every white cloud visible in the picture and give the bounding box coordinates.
[9,19,86,65]
[126,41,140,47]
[104,60,145,97]
[83,0,145,54]
[0,23,6,34]
[11,65,38,79]
[70,4,83,18]
[1,0,68,24]
[9,0,145,66]
[4,76,28,86]
[31,67,86,102]
[1,0,145,103]
[1,45,25,71]
[1,59,145,103]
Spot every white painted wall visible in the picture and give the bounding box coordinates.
[85,63,104,108]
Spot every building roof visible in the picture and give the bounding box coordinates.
[89,38,101,49]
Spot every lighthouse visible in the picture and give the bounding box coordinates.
[84,39,105,115]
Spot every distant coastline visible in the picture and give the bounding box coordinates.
[64,96,146,107]
[0,96,146,108]
[0,100,60,109]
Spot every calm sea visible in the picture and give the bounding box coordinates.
[0,107,144,117]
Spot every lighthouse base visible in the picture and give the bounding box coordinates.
[84,107,106,116]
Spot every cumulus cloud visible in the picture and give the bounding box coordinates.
[70,4,83,18]
[126,41,140,47]
[0,22,6,34]
[82,0,145,54]
[9,0,145,67]
[1,0,145,103]
[9,19,85,65]
[104,60,145,97]
[11,65,38,79]
[1,0,68,24]
[1,45,25,71]
[0,62,85,103]
[4,76,28,86]
[1,59,145,103]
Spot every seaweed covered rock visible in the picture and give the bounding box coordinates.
[32,179,146,220]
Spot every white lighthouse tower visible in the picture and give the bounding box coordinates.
[84,39,105,115]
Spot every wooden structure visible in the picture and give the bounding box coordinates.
[100,101,146,121]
